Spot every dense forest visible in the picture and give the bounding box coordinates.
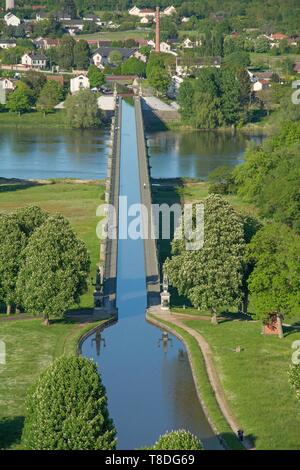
[2,0,300,34]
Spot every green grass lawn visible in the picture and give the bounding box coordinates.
[0,180,105,309]
[250,52,300,70]
[80,29,149,41]
[185,319,300,450]
[0,110,70,128]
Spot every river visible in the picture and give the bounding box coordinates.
[0,126,264,181]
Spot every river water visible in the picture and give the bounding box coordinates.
[0,127,264,181]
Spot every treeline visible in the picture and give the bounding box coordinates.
[178,65,251,129]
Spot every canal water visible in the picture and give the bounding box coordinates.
[81,101,222,450]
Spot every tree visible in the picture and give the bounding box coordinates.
[21,71,46,102]
[15,205,49,238]
[22,357,116,450]
[87,65,105,88]
[121,57,146,76]
[164,194,245,324]
[16,214,90,322]
[37,81,64,114]
[0,214,26,314]
[147,66,171,95]
[220,68,242,125]
[236,68,251,108]
[223,51,251,69]
[177,78,195,122]
[65,89,101,129]
[57,36,75,69]
[254,37,270,53]
[108,50,122,67]
[6,82,31,115]
[192,91,222,129]
[208,165,234,194]
[150,430,203,450]
[246,223,300,337]
[73,40,90,70]
[60,0,77,18]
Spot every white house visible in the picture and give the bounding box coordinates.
[133,50,147,63]
[0,39,16,49]
[160,41,172,53]
[253,79,269,92]
[163,6,177,16]
[70,74,90,94]
[181,16,190,23]
[4,12,21,26]
[128,6,155,17]
[0,78,15,90]
[140,16,149,24]
[147,39,155,48]
[182,38,194,48]
[21,53,47,69]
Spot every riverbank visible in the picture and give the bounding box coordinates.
[0,110,108,129]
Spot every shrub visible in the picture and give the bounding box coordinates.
[152,430,203,450]
[289,364,300,401]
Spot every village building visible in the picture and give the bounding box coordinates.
[0,39,17,49]
[4,12,21,26]
[176,56,221,76]
[21,52,47,69]
[253,79,270,92]
[92,47,136,69]
[70,74,90,94]
[163,6,177,16]
[0,77,15,90]
[128,6,156,18]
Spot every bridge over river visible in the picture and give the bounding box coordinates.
[81,97,223,450]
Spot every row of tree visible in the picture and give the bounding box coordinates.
[0,206,90,321]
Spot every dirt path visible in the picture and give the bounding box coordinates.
[148,307,255,450]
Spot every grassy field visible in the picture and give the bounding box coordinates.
[0,180,106,448]
[0,110,70,128]
[0,179,105,309]
[183,318,300,450]
[79,29,149,41]
[250,52,300,70]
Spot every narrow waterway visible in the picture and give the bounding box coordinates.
[81,101,222,450]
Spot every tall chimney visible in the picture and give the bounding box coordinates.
[6,0,15,10]
[155,6,160,53]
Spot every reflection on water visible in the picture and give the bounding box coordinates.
[0,127,110,180]
[0,127,264,182]
[81,101,222,450]
[147,130,265,179]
